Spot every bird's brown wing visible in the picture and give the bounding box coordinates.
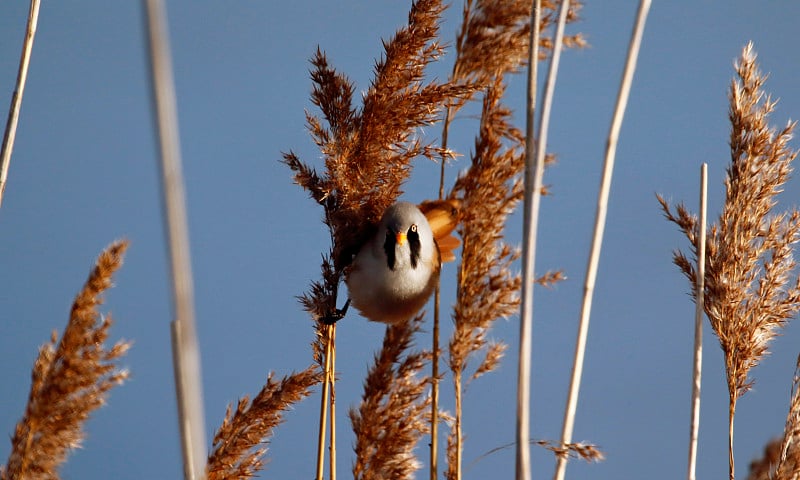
[418,199,461,263]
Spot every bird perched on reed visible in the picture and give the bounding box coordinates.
[345,199,460,324]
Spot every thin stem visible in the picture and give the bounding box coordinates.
[316,325,333,480]
[455,370,463,480]
[430,286,440,480]
[432,26,462,473]
[0,0,41,208]
[143,1,207,479]
[687,164,707,480]
[729,394,736,480]
[330,324,337,480]
[431,105,450,480]
[553,2,650,480]
[439,107,452,199]
[516,0,541,478]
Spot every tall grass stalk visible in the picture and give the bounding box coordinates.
[0,0,40,208]
[0,241,131,480]
[687,164,707,480]
[661,43,800,480]
[520,0,573,476]
[143,1,207,478]
[553,2,650,479]
[329,325,337,480]
[431,286,441,480]
[517,0,542,478]
[316,325,333,480]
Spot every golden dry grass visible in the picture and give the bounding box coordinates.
[283,3,481,478]
[746,354,800,480]
[11,3,800,480]
[350,315,431,480]
[282,1,586,479]
[442,1,581,475]
[0,241,131,480]
[207,366,320,480]
[660,43,800,480]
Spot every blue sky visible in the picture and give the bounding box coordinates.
[2,1,800,479]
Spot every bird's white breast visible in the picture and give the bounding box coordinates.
[346,233,438,324]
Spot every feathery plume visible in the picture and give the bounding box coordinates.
[774,354,800,480]
[747,354,800,480]
[446,77,525,480]
[284,2,477,477]
[453,0,584,88]
[207,366,320,480]
[350,315,431,480]
[659,42,800,480]
[449,78,524,391]
[284,0,478,281]
[1,240,131,480]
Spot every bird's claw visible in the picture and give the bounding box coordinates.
[321,299,351,325]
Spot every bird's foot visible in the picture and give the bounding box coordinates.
[321,299,351,325]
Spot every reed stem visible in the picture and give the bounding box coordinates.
[143,1,207,478]
[430,287,440,480]
[516,1,542,478]
[330,324,337,480]
[729,395,736,480]
[0,0,41,208]
[316,325,333,480]
[553,2,650,479]
[687,164,707,480]
[455,371,463,480]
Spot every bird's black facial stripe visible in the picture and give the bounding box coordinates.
[408,225,421,269]
[384,230,396,271]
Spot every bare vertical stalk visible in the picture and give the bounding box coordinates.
[552,2,650,480]
[516,0,542,478]
[316,325,333,480]
[687,164,707,480]
[432,36,460,476]
[455,371,463,480]
[330,325,337,480]
[431,108,450,480]
[430,288,440,480]
[143,1,208,479]
[729,398,736,480]
[0,0,41,209]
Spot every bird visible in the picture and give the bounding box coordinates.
[344,199,460,325]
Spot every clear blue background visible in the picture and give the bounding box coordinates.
[2,1,800,479]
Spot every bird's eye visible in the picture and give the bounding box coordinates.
[407,224,421,268]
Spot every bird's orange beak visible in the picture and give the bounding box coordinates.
[395,232,407,246]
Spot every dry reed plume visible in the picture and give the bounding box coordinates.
[350,315,431,480]
[773,354,800,479]
[448,78,524,398]
[284,0,477,283]
[745,354,800,480]
[281,0,589,478]
[445,75,565,480]
[432,1,580,476]
[0,240,131,480]
[283,1,478,478]
[443,0,584,143]
[659,42,800,480]
[747,437,800,480]
[451,0,584,87]
[206,366,320,480]
[446,0,580,383]
[443,1,580,477]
